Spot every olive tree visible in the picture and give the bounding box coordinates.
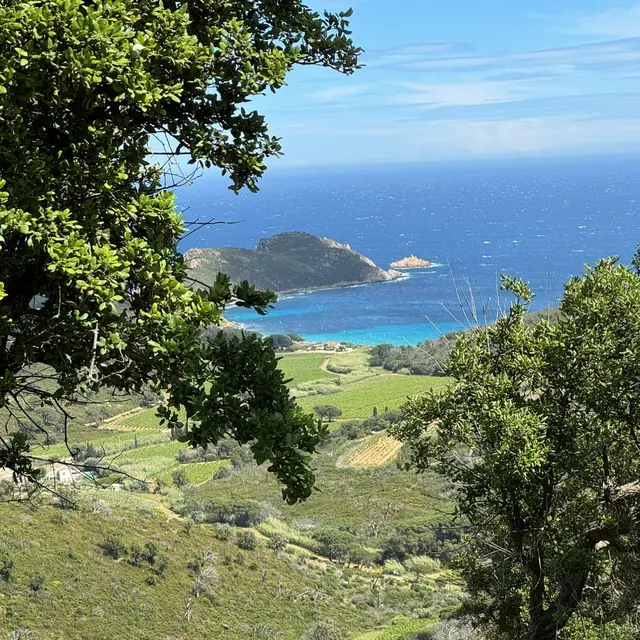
[394,262,640,639]
[0,0,360,503]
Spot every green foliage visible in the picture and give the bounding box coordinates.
[302,621,347,640]
[268,334,294,351]
[326,364,353,374]
[370,336,461,376]
[0,501,389,639]
[396,262,640,638]
[180,498,267,528]
[236,530,258,551]
[0,0,360,504]
[267,534,287,552]
[99,537,127,560]
[172,467,188,488]
[313,405,343,423]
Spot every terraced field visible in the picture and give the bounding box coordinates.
[345,435,404,468]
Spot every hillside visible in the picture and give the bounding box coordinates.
[185,232,402,293]
[2,350,462,639]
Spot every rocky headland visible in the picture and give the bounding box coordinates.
[186,232,403,293]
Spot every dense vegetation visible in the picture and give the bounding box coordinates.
[396,266,640,639]
[186,232,401,293]
[0,0,360,503]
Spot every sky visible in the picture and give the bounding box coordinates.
[252,0,640,167]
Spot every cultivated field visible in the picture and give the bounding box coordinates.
[345,435,404,468]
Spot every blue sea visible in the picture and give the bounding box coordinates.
[177,156,640,346]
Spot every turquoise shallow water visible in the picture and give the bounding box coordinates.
[179,157,640,345]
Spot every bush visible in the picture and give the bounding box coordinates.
[212,523,235,541]
[99,537,127,560]
[267,334,293,351]
[302,621,346,640]
[54,485,80,510]
[28,575,45,592]
[172,468,188,488]
[337,421,364,440]
[181,498,265,527]
[0,555,14,582]
[369,334,462,377]
[267,534,287,552]
[236,531,258,550]
[325,364,352,374]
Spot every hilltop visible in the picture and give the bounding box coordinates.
[186,232,402,293]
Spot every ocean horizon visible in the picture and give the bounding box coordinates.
[177,155,640,345]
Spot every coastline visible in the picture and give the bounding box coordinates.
[272,270,409,296]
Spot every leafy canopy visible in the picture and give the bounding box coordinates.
[0,0,360,503]
[394,261,640,639]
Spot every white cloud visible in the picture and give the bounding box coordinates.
[393,81,533,108]
[309,83,372,103]
[572,5,640,38]
[392,38,640,74]
[408,115,640,156]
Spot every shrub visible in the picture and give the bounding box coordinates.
[337,421,364,440]
[153,555,169,577]
[325,364,352,374]
[54,485,80,510]
[91,500,112,516]
[212,523,235,541]
[181,498,265,527]
[28,575,45,592]
[172,468,188,488]
[99,537,127,560]
[267,534,287,552]
[302,621,346,640]
[236,531,258,550]
[213,465,232,480]
[267,334,293,351]
[0,555,13,582]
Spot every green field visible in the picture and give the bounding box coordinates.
[278,352,335,386]
[156,459,231,486]
[296,373,447,419]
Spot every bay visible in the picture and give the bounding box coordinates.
[177,156,640,345]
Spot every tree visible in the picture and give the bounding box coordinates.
[172,468,188,488]
[267,334,294,351]
[0,0,360,503]
[313,405,343,423]
[404,555,439,582]
[394,263,640,639]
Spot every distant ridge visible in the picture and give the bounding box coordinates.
[186,231,403,293]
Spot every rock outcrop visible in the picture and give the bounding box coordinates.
[186,232,403,293]
[390,255,435,269]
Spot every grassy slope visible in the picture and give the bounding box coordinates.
[6,348,459,639]
[0,502,373,640]
[278,353,335,386]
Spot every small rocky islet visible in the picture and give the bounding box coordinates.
[389,255,435,269]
